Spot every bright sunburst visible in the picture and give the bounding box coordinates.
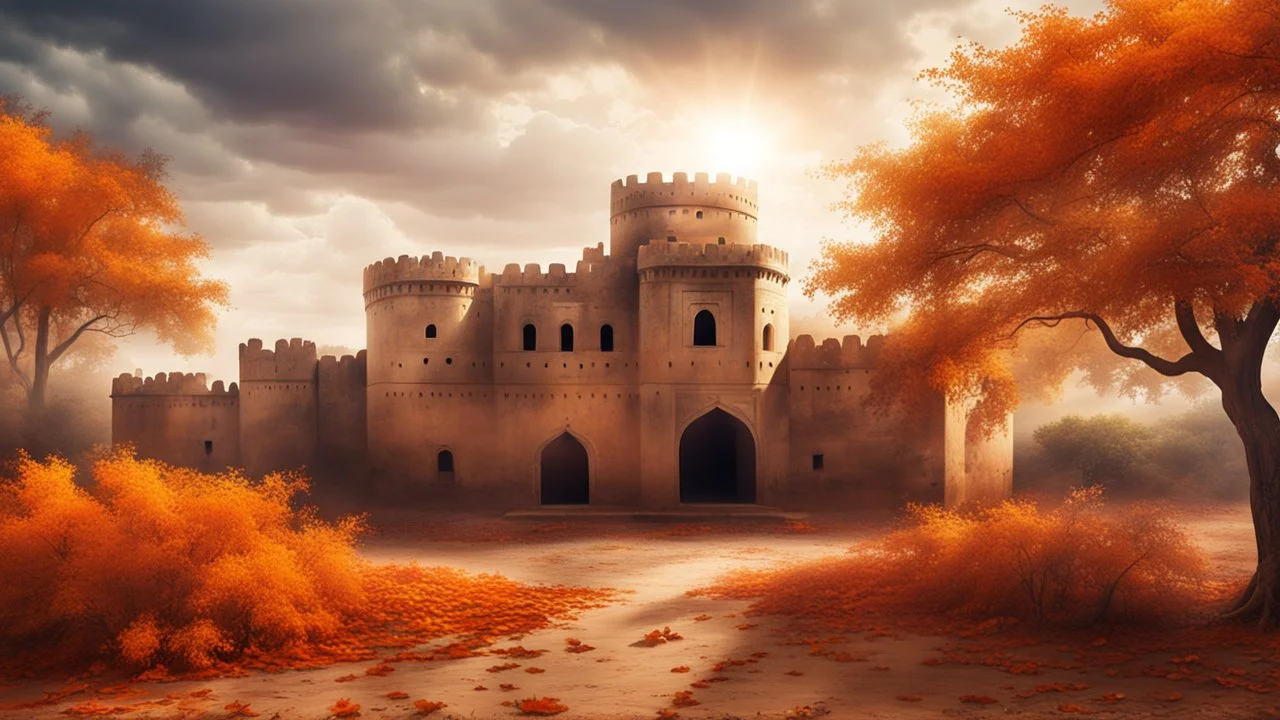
[697,115,772,178]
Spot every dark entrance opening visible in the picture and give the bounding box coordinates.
[679,408,756,503]
[437,449,455,487]
[540,433,589,504]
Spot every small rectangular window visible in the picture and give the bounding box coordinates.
[812,453,824,470]
[204,440,214,456]
[667,235,677,242]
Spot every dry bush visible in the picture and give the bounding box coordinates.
[694,487,1209,629]
[0,451,614,677]
[0,450,366,672]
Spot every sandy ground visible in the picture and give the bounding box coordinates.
[0,503,1275,720]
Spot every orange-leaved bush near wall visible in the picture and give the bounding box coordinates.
[809,0,1280,624]
[693,487,1209,629]
[0,451,615,678]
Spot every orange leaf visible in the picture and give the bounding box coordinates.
[329,698,361,717]
[960,695,998,705]
[224,701,260,717]
[671,666,691,673]
[386,691,410,700]
[413,699,447,716]
[516,696,569,715]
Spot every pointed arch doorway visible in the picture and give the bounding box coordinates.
[679,408,756,503]
[540,432,590,504]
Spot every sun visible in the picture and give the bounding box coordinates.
[697,116,772,178]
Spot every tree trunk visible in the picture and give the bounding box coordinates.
[1220,370,1280,626]
[26,305,51,415]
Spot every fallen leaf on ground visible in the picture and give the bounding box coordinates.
[671,691,699,708]
[671,666,690,673]
[895,695,923,702]
[960,695,998,705]
[224,701,259,717]
[516,696,569,715]
[413,699,446,715]
[329,698,361,717]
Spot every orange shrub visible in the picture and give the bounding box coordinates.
[694,487,1209,629]
[0,451,365,672]
[0,451,614,676]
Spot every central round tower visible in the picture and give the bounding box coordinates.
[609,171,759,264]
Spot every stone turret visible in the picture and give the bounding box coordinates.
[609,171,760,263]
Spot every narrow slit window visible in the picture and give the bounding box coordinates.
[204,440,213,456]
[600,324,614,352]
[762,323,774,352]
[438,450,454,473]
[560,323,574,352]
[812,454,824,470]
[523,324,537,351]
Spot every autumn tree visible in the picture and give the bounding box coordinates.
[0,98,227,419]
[808,0,1280,624]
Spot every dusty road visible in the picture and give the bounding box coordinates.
[0,504,1273,719]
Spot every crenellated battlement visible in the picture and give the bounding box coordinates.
[491,244,630,288]
[317,350,367,370]
[787,334,886,370]
[239,338,318,382]
[610,171,758,217]
[363,252,486,293]
[111,371,239,396]
[636,241,789,276]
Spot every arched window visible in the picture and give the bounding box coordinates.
[762,323,774,351]
[425,324,437,339]
[522,324,537,351]
[600,324,614,352]
[560,323,574,352]
[693,310,717,347]
[437,450,454,473]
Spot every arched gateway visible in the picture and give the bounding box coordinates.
[679,408,756,503]
[540,432,589,504]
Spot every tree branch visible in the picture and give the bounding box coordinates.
[1175,299,1223,362]
[931,243,1026,264]
[1009,311,1207,377]
[46,314,109,366]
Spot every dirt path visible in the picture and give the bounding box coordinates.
[1,505,1275,719]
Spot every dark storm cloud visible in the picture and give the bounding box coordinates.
[0,0,971,133]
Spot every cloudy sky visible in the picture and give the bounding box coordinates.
[0,0,1115,403]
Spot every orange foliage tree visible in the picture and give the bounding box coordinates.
[0,97,227,416]
[808,0,1280,624]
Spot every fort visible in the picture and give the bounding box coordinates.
[111,172,1012,508]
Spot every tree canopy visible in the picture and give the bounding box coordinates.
[0,98,228,413]
[809,0,1280,624]
[809,0,1280,431]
